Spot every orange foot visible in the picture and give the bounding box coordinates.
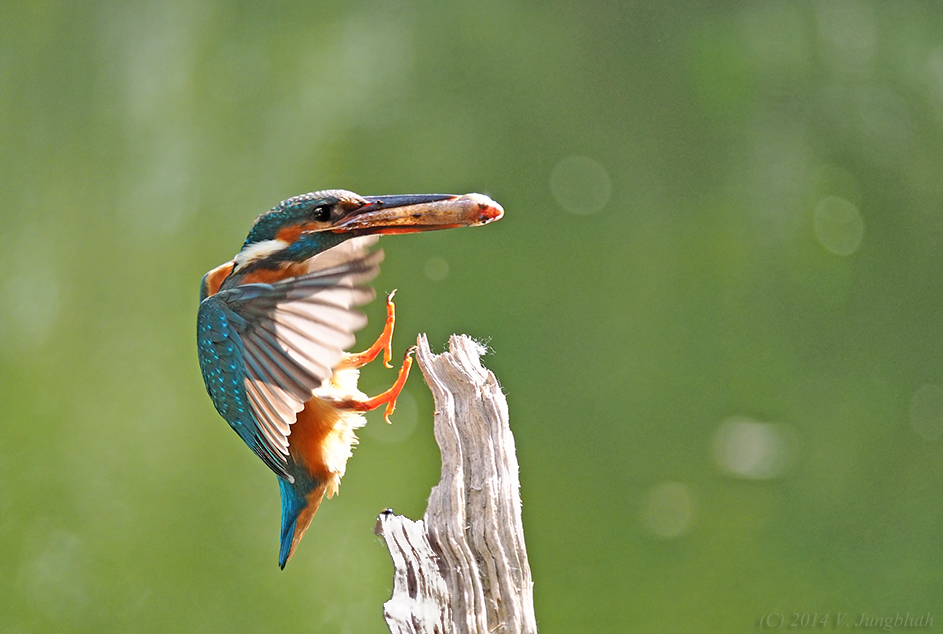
[334,346,416,424]
[339,290,398,370]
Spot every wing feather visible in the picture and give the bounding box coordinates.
[244,335,314,396]
[198,248,382,478]
[242,342,304,420]
[244,380,291,452]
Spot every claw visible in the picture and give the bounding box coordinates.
[382,290,396,369]
[333,346,416,424]
[382,346,415,423]
[340,289,399,370]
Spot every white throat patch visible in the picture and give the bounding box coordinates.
[234,239,289,271]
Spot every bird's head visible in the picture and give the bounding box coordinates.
[233,189,503,272]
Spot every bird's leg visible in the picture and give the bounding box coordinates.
[333,346,416,424]
[338,290,398,370]
[331,291,413,423]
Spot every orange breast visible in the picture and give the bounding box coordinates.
[288,397,363,498]
[289,398,340,480]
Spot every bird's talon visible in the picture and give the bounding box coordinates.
[338,290,399,370]
[383,346,415,423]
[382,290,397,368]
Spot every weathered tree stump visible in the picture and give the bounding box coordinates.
[375,334,536,634]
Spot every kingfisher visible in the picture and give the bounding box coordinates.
[197,189,503,568]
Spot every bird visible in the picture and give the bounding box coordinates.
[197,189,503,568]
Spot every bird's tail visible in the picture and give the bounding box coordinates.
[277,476,326,569]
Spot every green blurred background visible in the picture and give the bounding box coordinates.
[3,1,943,631]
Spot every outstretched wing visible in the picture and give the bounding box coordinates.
[198,248,383,480]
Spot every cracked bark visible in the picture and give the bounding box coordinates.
[375,334,536,634]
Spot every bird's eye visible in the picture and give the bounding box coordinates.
[312,205,331,222]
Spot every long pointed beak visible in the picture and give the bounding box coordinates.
[333,193,504,235]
